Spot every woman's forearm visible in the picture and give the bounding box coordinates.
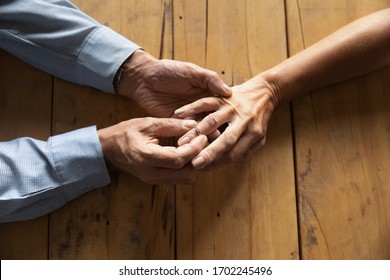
[174,8,390,168]
[262,8,390,104]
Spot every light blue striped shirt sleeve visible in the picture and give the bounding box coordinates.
[0,127,111,223]
[0,0,141,93]
[0,0,141,222]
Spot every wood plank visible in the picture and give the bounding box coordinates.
[174,0,299,259]
[0,50,52,259]
[287,0,390,259]
[49,0,175,259]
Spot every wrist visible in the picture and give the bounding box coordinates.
[251,70,283,109]
[97,125,122,174]
[97,127,113,168]
[117,49,157,99]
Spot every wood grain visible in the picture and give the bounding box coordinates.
[2,0,389,260]
[49,0,175,259]
[0,50,52,259]
[287,0,390,259]
[174,0,299,259]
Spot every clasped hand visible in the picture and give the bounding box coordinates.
[98,50,233,184]
[99,50,279,183]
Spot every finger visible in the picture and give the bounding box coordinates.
[196,155,231,171]
[196,135,263,170]
[191,122,246,169]
[207,129,221,142]
[174,97,222,118]
[226,132,262,162]
[189,64,232,97]
[242,136,266,161]
[177,108,231,146]
[146,135,208,169]
[148,118,197,137]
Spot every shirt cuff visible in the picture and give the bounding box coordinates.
[49,126,111,201]
[76,25,141,93]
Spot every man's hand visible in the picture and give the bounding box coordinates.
[97,117,207,184]
[117,50,232,117]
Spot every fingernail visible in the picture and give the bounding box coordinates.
[178,136,190,146]
[192,156,206,169]
[175,108,184,115]
[223,83,232,94]
[183,120,197,128]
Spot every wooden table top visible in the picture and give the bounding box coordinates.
[1,0,389,259]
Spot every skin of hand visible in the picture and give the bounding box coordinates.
[98,117,208,184]
[174,76,278,170]
[104,49,231,182]
[174,8,390,170]
[117,49,232,118]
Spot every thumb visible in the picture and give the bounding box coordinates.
[207,72,232,97]
[190,64,232,97]
[150,118,198,138]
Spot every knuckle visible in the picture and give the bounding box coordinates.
[201,147,216,162]
[205,113,219,128]
[205,70,221,87]
[164,118,175,129]
[229,150,242,162]
[223,130,239,146]
[143,148,155,161]
[260,136,267,146]
[252,125,265,139]
[144,117,155,126]
[210,71,219,80]
[189,102,197,112]
[163,148,188,169]
[205,70,218,79]
[201,98,210,108]
[171,154,186,169]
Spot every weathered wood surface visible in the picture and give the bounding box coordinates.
[0,50,51,259]
[174,0,298,259]
[48,0,175,259]
[1,0,389,260]
[288,0,390,259]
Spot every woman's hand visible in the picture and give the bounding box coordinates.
[174,76,279,170]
